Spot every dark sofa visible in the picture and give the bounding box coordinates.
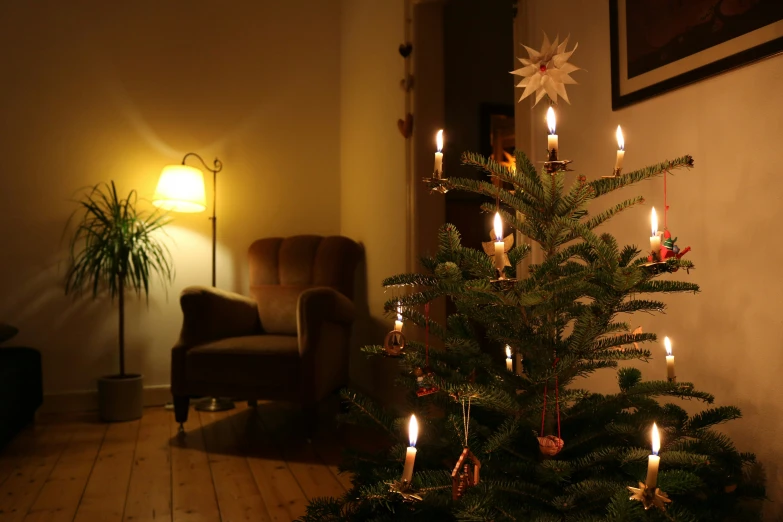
[0,325,43,447]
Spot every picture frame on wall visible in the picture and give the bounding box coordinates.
[610,0,783,110]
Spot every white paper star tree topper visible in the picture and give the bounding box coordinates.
[511,34,581,106]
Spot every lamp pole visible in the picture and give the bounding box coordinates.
[179,153,234,413]
[180,153,222,287]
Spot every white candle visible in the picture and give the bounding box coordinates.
[493,212,505,274]
[650,208,662,253]
[505,345,513,372]
[664,336,675,382]
[546,107,558,156]
[614,125,625,170]
[646,422,661,489]
[434,130,444,176]
[394,302,403,332]
[401,414,418,482]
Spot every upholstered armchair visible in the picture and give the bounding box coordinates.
[171,235,361,424]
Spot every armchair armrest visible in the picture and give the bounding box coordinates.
[297,287,354,354]
[176,286,261,348]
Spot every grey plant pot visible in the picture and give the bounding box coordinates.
[97,374,143,422]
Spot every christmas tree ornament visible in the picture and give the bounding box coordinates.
[423,129,449,194]
[628,423,671,510]
[603,125,625,178]
[542,107,572,174]
[384,330,406,357]
[646,169,691,268]
[482,214,514,280]
[632,326,643,350]
[664,337,676,382]
[401,414,418,483]
[511,34,581,106]
[451,447,481,500]
[539,356,564,456]
[416,303,439,397]
[452,396,480,500]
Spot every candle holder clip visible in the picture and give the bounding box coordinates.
[422,169,449,194]
[602,167,623,179]
[543,159,573,174]
[628,482,671,511]
[667,376,677,383]
[388,479,423,502]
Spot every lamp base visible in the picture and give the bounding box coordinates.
[194,397,235,412]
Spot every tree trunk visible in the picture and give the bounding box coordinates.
[118,275,125,377]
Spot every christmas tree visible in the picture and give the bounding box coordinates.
[299,38,765,522]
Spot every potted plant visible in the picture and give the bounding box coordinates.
[65,181,173,421]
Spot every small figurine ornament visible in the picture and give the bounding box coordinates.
[481,232,514,268]
[648,229,691,263]
[384,330,406,357]
[451,447,481,500]
[538,435,565,456]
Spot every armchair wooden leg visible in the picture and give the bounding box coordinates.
[173,395,190,427]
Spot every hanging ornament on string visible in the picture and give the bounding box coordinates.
[384,300,406,357]
[647,169,691,270]
[451,395,481,500]
[538,354,564,456]
[415,303,439,397]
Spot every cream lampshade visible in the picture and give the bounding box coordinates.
[152,164,207,213]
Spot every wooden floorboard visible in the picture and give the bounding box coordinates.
[23,418,106,522]
[170,408,220,522]
[256,403,346,502]
[228,406,309,522]
[0,405,353,522]
[72,420,140,522]
[123,407,172,522]
[0,422,73,522]
[199,407,272,522]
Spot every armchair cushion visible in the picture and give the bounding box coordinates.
[178,286,261,347]
[185,335,299,388]
[250,285,307,335]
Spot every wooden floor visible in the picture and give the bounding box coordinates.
[0,402,354,522]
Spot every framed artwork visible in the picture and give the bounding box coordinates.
[610,0,783,110]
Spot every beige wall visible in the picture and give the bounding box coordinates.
[339,0,409,400]
[519,1,783,515]
[0,2,342,397]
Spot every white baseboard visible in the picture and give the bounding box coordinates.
[40,384,171,414]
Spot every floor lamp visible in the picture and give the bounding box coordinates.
[153,153,235,412]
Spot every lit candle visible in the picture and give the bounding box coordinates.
[394,301,403,332]
[646,422,661,489]
[650,208,662,254]
[546,107,558,159]
[401,414,418,482]
[434,130,444,177]
[664,336,675,382]
[505,345,513,372]
[614,125,625,171]
[493,212,505,276]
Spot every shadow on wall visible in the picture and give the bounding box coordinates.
[348,245,407,410]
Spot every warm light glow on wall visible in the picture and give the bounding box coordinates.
[153,165,207,213]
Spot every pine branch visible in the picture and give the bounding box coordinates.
[588,155,694,197]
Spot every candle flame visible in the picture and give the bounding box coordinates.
[651,207,658,236]
[546,107,556,134]
[493,212,503,241]
[616,125,624,151]
[436,129,444,152]
[408,414,418,446]
[651,422,660,455]
[664,336,672,356]
[505,345,512,359]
